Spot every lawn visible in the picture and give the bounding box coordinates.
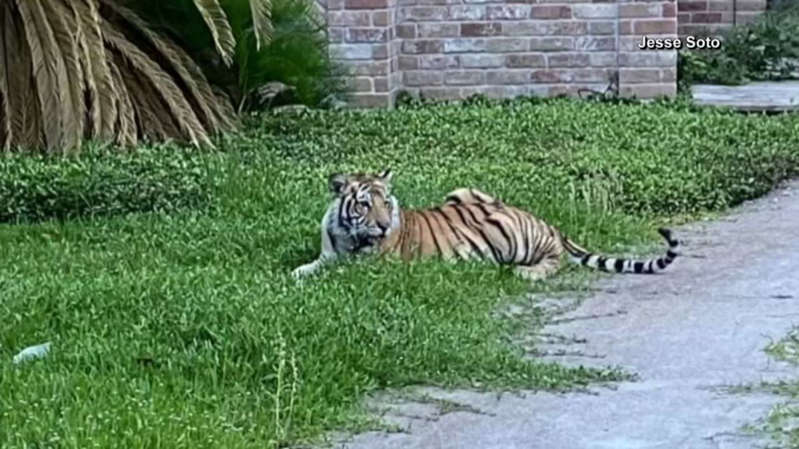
[755,329,799,446]
[2,97,799,448]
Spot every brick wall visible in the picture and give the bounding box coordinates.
[677,0,766,36]
[325,0,679,107]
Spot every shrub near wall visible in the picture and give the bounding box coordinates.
[678,5,799,85]
[0,146,216,223]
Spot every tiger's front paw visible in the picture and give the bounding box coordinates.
[291,263,317,280]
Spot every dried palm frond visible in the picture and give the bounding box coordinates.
[101,0,237,133]
[102,20,210,147]
[107,55,138,146]
[192,0,237,67]
[249,0,273,51]
[0,0,243,153]
[45,0,86,153]
[70,0,119,141]
[0,4,11,150]
[14,0,67,152]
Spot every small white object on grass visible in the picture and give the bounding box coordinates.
[12,342,52,364]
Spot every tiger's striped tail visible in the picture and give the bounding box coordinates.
[561,228,680,274]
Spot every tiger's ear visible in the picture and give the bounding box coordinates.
[378,168,393,184]
[328,173,348,195]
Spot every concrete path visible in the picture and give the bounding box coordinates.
[337,180,799,449]
[692,82,799,112]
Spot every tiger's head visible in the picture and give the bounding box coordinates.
[328,169,400,244]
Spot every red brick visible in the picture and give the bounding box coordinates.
[374,77,389,92]
[589,52,617,67]
[708,1,732,11]
[531,69,572,83]
[344,77,373,92]
[444,70,485,86]
[461,22,501,36]
[401,39,444,54]
[487,5,531,19]
[330,43,373,59]
[486,70,530,85]
[459,54,504,68]
[444,38,487,53]
[589,21,616,35]
[530,37,573,51]
[418,23,460,37]
[418,55,459,69]
[398,56,419,70]
[573,69,611,83]
[485,38,527,52]
[372,11,390,26]
[530,5,571,19]
[501,21,586,36]
[575,36,615,51]
[572,4,616,18]
[548,53,590,68]
[679,1,708,12]
[505,54,546,68]
[372,44,389,59]
[501,22,541,35]
[346,0,387,9]
[328,11,371,26]
[663,2,677,17]
[619,3,661,18]
[347,28,389,42]
[405,70,444,86]
[634,19,677,34]
[691,12,722,22]
[349,60,390,76]
[401,6,448,21]
[396,24,416,38]
[449,5,486,20]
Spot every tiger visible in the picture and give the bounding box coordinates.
[291,169,680,280]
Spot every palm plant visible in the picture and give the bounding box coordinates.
[0,0,272,153]
[132,0,342,112]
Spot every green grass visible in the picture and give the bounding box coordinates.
[754,329,799,446]
[2,97,799,448]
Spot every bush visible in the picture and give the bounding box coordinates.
[255,97,799,217]
[679,6,799,86]
[0,144,216,223]
[130,0,346,110]
[230,0,347,109]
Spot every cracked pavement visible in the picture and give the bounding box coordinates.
[336,180,799,449]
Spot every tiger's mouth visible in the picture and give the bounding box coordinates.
[353,234,381,253]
